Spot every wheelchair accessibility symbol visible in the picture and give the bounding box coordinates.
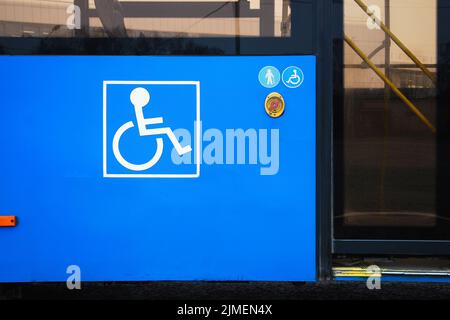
[113,87,192,171]
[103,81,201,178]
[282,66,304,89]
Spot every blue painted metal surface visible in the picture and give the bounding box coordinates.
[0,56,316,282]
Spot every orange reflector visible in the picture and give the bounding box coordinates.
[0,216,16,227]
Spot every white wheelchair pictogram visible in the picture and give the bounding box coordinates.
[286,69,301,85]
[112,87,192,171]
[282,66,304,89]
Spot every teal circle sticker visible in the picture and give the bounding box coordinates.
[258,66,280,88]
[282,66,304,88]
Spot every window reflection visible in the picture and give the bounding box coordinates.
[0,0,291,37]
[341,0,437,229]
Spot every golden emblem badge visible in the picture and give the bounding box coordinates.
[264,92,285,118]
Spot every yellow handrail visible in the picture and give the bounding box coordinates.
[345,35,436,134]
[353,0,437,85]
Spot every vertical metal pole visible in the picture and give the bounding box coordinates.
[281,0,289,35]
[259,0,275,36]
[234,0,241,54]
[74,0,89,37]
[385,0,391,79]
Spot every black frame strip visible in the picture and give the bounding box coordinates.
[334,239,450,256]
[87,2,261,18]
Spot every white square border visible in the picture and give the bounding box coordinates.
[103,81,201,179]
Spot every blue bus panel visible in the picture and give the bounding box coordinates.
[0,56,316,282]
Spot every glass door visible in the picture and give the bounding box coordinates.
[0,0,315,55]
[334,0,450,252]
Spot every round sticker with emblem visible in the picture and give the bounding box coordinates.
[265,92,285,118]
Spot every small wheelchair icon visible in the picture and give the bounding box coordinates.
[282,66,304,89]
[112,87,192,171]
[286,69,301,85]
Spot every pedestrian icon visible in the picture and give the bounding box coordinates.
[258,66,280,88]
[112,87,192,172]
[265,69,274,85]
[282,66,304,88]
